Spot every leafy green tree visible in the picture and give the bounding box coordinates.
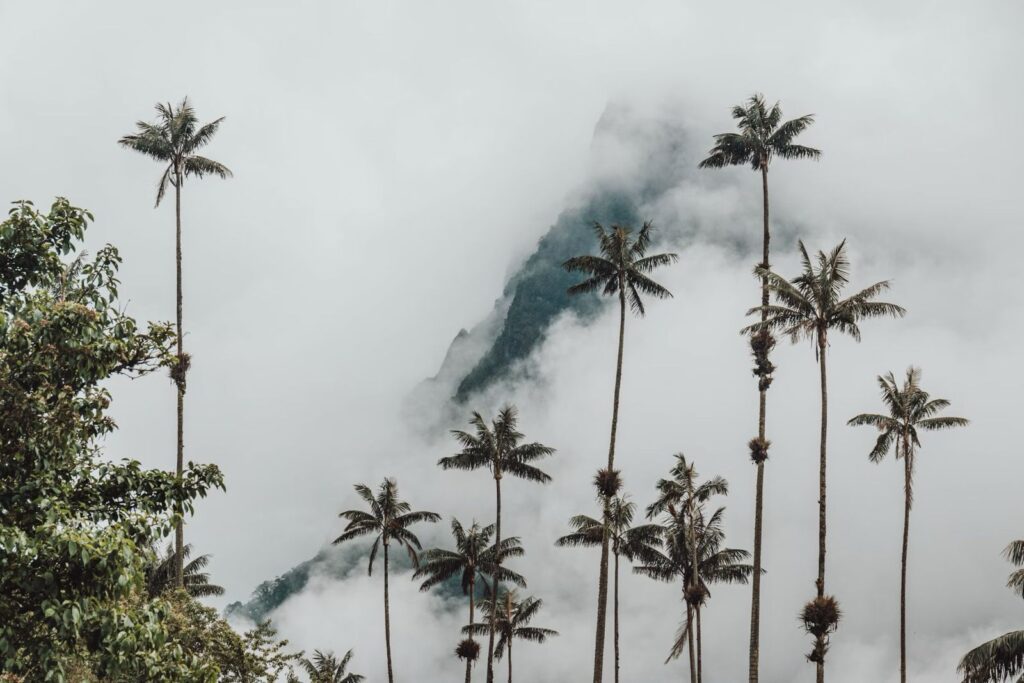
[333,478,440,683]
[958,540,1024,682]
[0,199,224,681]
[849,367,967,683]
[146,543,225,599]
[159,592,300,682]
[119,98,232,587]
[439,406,555,683]
[556,495,662,683]
[563,222,677,683]
[414,520,526,683]
[745,240,904,681]
[293,650,364,683]
[699,92,820,683]
[465,592,558,683]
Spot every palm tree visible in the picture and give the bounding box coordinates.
[556,494,663,683]
[645,455,734,683]
[466,591,558,683]
[848,367,967,683]
[296,650,364,683]
[119,98,232,587]
[414,519,528,683]
[745,240,905,681]
[145,542,224,599]
[699,92,820,683]
[333,478,440,683]
[958,540,1024,682]
[563,221,677,683]
[438,406,555,683]
[636,505,754,683]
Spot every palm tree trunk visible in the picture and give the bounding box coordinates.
[816,337,828,683]
[487,476,502,683]
[384,543,395,683]
[466,578,475,683]
[614,547,620,683]
[696,604,703,683]
[507,639,512,683]
[174,178,185,589]
[686,602,696,683]
[688,497,701,683]
[900,453,911,683]
[749,164,770,683]
[593,288,627,683]
[696,602,704,683]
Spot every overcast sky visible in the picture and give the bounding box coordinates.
[2,1,1022,681]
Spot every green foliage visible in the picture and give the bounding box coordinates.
[158,592,300,683]
[0,199,224,681]
[119,98,232,207]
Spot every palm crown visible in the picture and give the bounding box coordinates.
[636,507,754,661]
[848,367,968,501]
[145,542,223,599]
[698,93,820,171]
[557,496,662,563]
[743,240,906,353]
[563,222,678,316]
[295,649,364,683]
[333,478,440,573]
[958,541,1024,682]
[414,519,527,594]
[646,454,729,520]
[118,97,232,206]
[465,592,559,660]
[438,405,555,482]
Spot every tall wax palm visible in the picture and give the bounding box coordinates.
[333,478,440,683]
[848,367,967,683]
[699,93,820,683]
[438,406,555,683]
[556,494,663,683]
[296,650,364,683]
[119,98,232,587]
[745,240,905,681]
[958,541,1024,683]
[563,221,677,683]
[145,543,224,599]
[466,591,558,683]
[645,455,732,683]
[636,506,754,683]
[414,519,528,683]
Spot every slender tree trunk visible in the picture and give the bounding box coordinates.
[593,288,627,683]
[686,603,696,683]
[174,177,185,589]
[900,449,911,683]
[488,476,502,683]
[749,164,770,683]
[384,543,395,683]
[816,337,828,683]
[507,639,512,683]
[466,578,475,683]
[688,497,701,683]
[696,605,703,683]
[614,548,620,683]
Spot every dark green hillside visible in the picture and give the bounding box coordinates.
[454,190,638,400]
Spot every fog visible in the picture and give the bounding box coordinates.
[1,0,1021,680]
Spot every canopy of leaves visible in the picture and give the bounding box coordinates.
[0,199,224,681]
[698,92,820,171]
